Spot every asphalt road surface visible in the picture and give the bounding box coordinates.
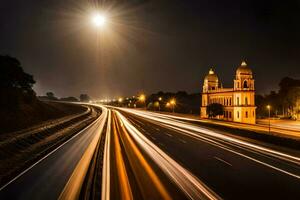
[1,106,299,200]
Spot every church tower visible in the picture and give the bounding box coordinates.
[233,61,256,123]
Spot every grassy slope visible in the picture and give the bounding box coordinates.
[0,101,85,134]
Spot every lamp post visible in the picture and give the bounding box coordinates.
[139,94,146,109]
[267,105,271,133]
[170,99,176,113]
[158,97,162,111]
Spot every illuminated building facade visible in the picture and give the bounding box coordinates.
[200,61,256,124]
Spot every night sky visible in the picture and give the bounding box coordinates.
[1,0,300,99]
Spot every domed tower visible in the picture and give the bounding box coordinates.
[234,61,254,91]
[203,68,219,93]
[233,61,256,124]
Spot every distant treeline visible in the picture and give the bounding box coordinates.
[255,77,300,119]
[38,92,91,103]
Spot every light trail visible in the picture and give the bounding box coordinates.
[112,114,133,200]
[115,111,172,200]
[59,106,108,199]
[101,109,111,200]
[115,110,221,200]
[118,108,300,178]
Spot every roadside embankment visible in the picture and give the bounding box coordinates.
[0,102,102,187]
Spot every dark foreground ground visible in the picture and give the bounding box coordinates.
[0,100,86,134]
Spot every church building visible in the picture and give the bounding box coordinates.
[200,61,256,124]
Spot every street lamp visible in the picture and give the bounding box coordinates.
[267,105,271,133]
[139,94,146,109]
[170,99,176,113]
[158,97,162,111]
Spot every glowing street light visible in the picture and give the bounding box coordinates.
[158,97,162,101]
[139,94,146,102]
[170,99,176,113]
[92,13,107,28]
[118,97,123,103]
[267,105,271,133]
[139,94,146,109]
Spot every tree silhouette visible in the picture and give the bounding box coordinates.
[80,94,90,102]
[0,55,36,107]
[206,103,224,118]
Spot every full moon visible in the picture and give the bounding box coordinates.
[92,14,106,27]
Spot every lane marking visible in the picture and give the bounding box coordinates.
[214,157,233,167]
[166,133,173,137]
[151,136,157,141]
[179,139,187,144]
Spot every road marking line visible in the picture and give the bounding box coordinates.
[214,156,233,167]
[179,139,187,144]
[151,136,157,141]
[166,133,173,137]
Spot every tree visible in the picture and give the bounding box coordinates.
[46,92,57,100]
[0,55,36,107]
[80,94,90,102]
[206,103,224,118]
[60,96,79,102]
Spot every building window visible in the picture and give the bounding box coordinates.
[229,98,232,106]
[246,111,248,118]
[237,97,240,105]
[245,97,248,105]
[229,112,232,118]
[237,111,239,118]
[243,80,249,88]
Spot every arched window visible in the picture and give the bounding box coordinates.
[237,111,239,118]
[243,80,249,88]
[245,97,248,105]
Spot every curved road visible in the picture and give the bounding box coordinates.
[1,106,300,200]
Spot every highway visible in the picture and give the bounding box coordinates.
[0,106,300,199]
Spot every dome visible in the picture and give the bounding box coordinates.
[236,61,252,75]
[204,68,219,82]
